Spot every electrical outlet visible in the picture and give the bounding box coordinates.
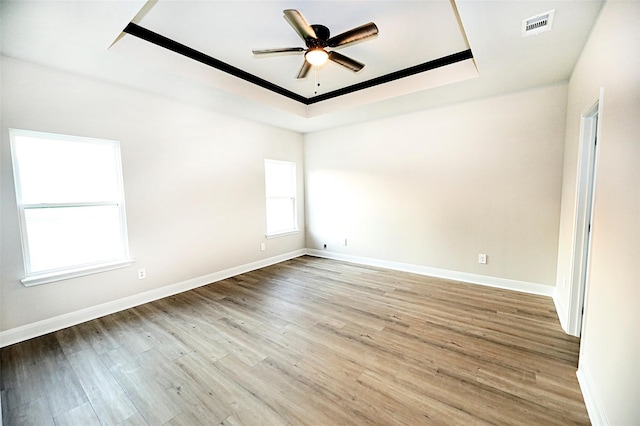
[343,238,348,246]
[478,254,487,264]
[137,268,146,279]
[260,242,266,251]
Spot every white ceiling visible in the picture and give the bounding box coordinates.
[129,1,471,97]
[0,1,603,133]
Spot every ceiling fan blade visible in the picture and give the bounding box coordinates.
[252,47,305,55]
[327,22,378,48]
[328,51,365,72]
[297,60,312,79]
[283,9,317,42]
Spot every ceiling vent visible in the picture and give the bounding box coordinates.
[522,9,555,37]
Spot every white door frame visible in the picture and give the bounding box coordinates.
[567,89,603,337]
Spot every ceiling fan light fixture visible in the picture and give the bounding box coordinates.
[253,9,378,79]
[305,48,329,66]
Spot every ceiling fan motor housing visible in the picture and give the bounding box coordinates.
[309,24,330,45]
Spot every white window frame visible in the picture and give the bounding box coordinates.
[9,129,133,286]
[264,159,299,238]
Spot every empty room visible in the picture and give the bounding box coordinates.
[0,1,638,425]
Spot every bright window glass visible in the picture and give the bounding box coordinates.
[265,160,297,236]
[24,205,126,272]
[10,129,130,280]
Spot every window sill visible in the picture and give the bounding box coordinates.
[266,229,301,239]
[21,259,134,287]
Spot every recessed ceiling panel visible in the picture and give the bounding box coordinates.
[126,1,472,100]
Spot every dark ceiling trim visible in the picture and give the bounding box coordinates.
[123,23,307,103]
[307,50,473,104]
[123,22,473,105]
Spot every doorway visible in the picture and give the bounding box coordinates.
[568,96,602,337]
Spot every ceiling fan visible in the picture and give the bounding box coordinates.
[252,9,379,79]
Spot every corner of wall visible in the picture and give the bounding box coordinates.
[553,285,569,334]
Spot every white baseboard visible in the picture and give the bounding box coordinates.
[577,364,609,425]
[0,248,557,347]
[306,249,555,297]
[0,249,306,348]
[553,289,570,333]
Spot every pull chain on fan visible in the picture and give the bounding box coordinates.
[252,9,378,80]
[314,66,320,94]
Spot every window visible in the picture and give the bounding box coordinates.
[265,159,298,237]
[10,129,132,286]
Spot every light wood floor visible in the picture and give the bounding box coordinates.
[1,256,589,425]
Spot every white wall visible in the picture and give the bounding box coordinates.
[0,57,305,334]
[555,2,639,424]
[305,84,567,287]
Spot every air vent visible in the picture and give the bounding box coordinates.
[522,9,555,37]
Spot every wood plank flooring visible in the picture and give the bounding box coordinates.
[1,256,589,425]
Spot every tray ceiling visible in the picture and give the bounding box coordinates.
[120,1,474,102]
